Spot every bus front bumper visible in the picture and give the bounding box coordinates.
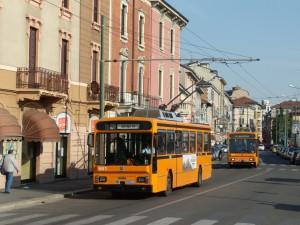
[94,184,152,193]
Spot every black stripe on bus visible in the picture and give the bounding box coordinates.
[156,154,183,160]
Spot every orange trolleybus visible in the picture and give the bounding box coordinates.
[227,131,260,167]
[88,113,212,196]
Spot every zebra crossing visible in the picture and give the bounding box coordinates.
[0,213,296,225]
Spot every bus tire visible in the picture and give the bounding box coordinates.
[163,172,172,196]
[195,167,203,187]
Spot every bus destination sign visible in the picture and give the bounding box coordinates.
[96,121,152,130]
[230,134,256,139]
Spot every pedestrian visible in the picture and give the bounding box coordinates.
[0,149,19,193]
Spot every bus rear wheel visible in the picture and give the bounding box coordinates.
[163,173,172,196]
[194,167,203,187]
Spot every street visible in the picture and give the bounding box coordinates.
[1,151,299,225]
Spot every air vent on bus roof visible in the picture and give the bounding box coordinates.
[133,109,183,122]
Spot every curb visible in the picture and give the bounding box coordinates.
[0,187,93,212]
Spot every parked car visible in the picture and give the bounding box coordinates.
[294,151,300,165]
[271,145,279,153]
[288,147,300,164]
[258,144,265,151]
[212,145,223,161]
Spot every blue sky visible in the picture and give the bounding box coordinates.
[167,0,300,104]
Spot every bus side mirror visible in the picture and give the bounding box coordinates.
[87,133,94,148]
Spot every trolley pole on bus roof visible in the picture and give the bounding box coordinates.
[99,15,105,119]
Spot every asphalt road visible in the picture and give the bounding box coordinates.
[1,151,300,225]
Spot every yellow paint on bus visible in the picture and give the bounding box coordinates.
[227,131,259,167]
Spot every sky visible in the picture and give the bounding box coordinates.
[167,0,300,105]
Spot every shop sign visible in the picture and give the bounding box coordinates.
[56,112,71,133]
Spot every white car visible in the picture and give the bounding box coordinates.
[258,144,265,151]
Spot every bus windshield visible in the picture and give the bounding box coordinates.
[229,139,257,153]
[95,132,152,166]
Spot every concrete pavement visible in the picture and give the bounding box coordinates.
[0,178,93,212]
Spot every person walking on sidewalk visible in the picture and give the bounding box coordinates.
[1,150,19,193]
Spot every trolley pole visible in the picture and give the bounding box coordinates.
[99,15,105,119]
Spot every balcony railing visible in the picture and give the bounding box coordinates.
[87,83,119,103]
[119,92,161,109]
[16,67,68,94]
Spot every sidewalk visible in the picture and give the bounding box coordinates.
[0,178,93,211]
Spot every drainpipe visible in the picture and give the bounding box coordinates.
[131,0,136,102]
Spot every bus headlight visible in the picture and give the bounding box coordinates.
[137,176,148,183]
[231,158,235,161]
[95,176,107,183]
[249,158,254,161]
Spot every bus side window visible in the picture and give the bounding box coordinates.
[166,131,175,154]
[197,132,203,153]
[204,133,209,152]
[190,132,196,153]
[182,131,189,153]
[175,131,182,154]
[157,131,166,155]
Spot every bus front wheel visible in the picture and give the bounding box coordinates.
[163,172,172,196]
[194,167,203,187]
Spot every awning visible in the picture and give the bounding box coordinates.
[0,108,22,141]
[22,110,60,142]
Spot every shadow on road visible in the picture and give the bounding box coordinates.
[65,190,152,201]
[274,203,300,212]
[260,151,289,165]
[265,177,300,183]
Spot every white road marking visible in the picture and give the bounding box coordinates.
[134,168,273,216]
[291,168,299,172]
[104,216,146,225]
[63,215,113,225]
[25,214,78,225]
[146,217,181,225]
[279,168,287,171]
[191,219,218,225]
[0,214,45,225]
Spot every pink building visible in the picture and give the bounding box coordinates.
[149,0,188,109]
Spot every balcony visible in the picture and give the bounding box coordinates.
[119,92,161,109]
[17,67,68,94]
[87,83,119,103]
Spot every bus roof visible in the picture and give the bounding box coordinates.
[96,116,211,131]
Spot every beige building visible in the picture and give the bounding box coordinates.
[0,0,92,189]
[228,87,263,140]
[186,62,231,143]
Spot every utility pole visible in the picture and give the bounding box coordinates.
[99,15,105,119]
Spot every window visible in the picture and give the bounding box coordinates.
[204,133,211,152]
[93,0,99,23]
[170,29,174,54]
[92,50,98,81]
[138,14,145,47]
[197,132,203,152]
[182,132,189,153]
[121,3,128,37]
[159,21,163,49]
[29,27,38,69]
[158,69,163,97]
[61,39,69,78]
[169,73,173,99]
[157,131,166,155]
[166,131,175,154]
[175,131,182,154]
[62,0,69,8]
[190,132,196,153]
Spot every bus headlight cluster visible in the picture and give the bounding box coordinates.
[95,176,107,183]
[231,158,235,161]
[249,158,254,161]
[137,176,149,183]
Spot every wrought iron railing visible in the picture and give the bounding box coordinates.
[87,83,119,103]
[119,92,161,109]
[16,67,68,94]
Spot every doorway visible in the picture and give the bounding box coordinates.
[21,142,38,182]
[55,135,68,177]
